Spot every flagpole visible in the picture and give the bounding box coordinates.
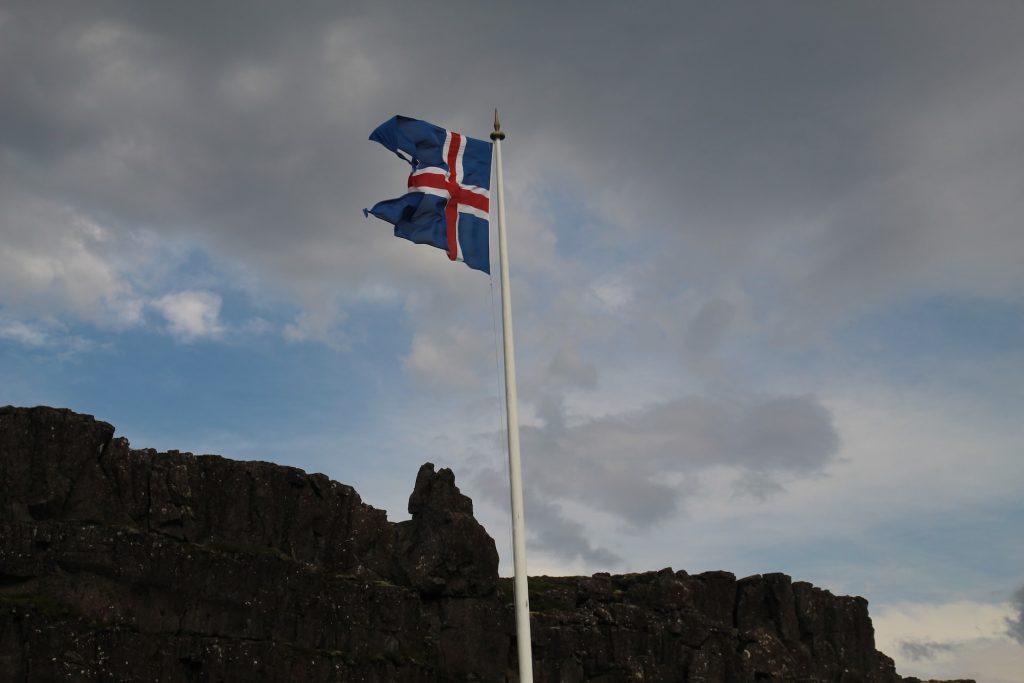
[491,109,534,683]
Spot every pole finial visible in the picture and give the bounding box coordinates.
[490,108,506,141]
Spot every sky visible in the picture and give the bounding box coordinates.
[1,1,1022,680]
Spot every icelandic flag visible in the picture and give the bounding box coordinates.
[364,116,492,274]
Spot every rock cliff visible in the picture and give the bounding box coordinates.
[0,407,972,682]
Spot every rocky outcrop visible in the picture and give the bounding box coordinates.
[395,463,498,598]
[0,407,973,682]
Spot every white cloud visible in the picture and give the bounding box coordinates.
[282,303,348,348]
[591,277,632,311]
[403,327,490,389]
[0,317,100,356]
[808,389,1024,527]
[876,600,1012,647]
[0,195,144,328]
[0,319,48,347]
[874,599,1022,683]
[152,290,224,342]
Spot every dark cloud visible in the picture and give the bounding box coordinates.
[546,344,598,391]
[472,389,839,565]
[472,464,621,567]
[1,1,408,315]
[898,639,956,661]
[5,1,1023,339]
[685,297,736,359]
[1007,584,1024,645]
[731,471,785,501]
[524,493,623,567]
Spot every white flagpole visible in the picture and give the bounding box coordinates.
[491,109,534,683]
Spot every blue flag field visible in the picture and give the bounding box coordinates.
[365,116,493,274]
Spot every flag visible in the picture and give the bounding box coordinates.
[364,115,492,274]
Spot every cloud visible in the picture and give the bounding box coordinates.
[282,304,349,348]
[731,470,785,501]
[473,465,622,567]
[875,599,1021,683]
[2,1,1023,356]
[898,639,955,662]
[0,316,101,357]
[0,193,144,327]
[1,1,445,342]
[685,297,736,359]
[526,493,623,567]
[470,390,839,567]
[0,319,48,347]
[1007,584,1024,645]
[403,327,491,389]
[545,344,597,391]
[521,393,840,515]
[875,599,1016,651]
[152,291,224,342]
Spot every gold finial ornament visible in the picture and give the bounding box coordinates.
[490,108,506,141]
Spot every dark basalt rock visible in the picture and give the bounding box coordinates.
[396,463,499,598]
[0,407,974,682]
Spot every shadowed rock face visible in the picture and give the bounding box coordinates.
[0,407,973,682]
[396,463,499,598]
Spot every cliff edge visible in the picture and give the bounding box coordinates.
[0,407,972,682]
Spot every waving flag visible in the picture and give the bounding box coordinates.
[364,116,492,273]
